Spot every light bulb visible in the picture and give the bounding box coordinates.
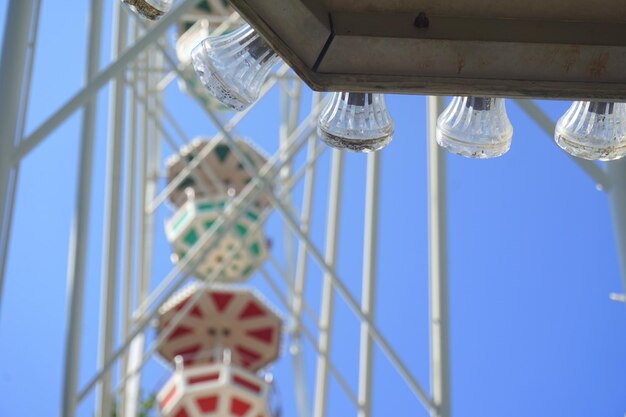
[191,24,281,111]
[317,93,394,152]
[436,97,513,158]
[554,101,626,161]
[121,0,172,20]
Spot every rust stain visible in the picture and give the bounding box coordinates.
[588,52,610,78]
[563,61,573,73]
[561,45,580,74]
[457,57,465,74]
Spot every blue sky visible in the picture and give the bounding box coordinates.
[0,2,625,417]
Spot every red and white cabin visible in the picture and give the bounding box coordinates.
[157,361,273,417]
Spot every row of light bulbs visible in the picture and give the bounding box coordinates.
[124,0,626,161]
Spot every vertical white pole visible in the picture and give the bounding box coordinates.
[62,1,104,417]
[279,83,313,417]
[0,0,36,314]
[279,80,303,284]
[279,82,296,280]
[124,40,152,417]
[357,151,381,417]
[96,1,128,416]
[291,134,319,417]
[427,96,451,417]
[313,149,344,417]
[119,18,139,417]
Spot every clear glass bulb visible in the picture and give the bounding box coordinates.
[191,24,281,111]
[554,101,626,161]
[436,97,513,158]
[121,0,172,20]
[317,93,394,152]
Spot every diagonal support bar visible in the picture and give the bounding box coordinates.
[514,99,610,190]
[0,0,36,316]
[15,0,202,162]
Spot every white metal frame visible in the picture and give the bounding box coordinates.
[1,2,625,417]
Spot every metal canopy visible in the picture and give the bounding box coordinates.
[229,0,626,99]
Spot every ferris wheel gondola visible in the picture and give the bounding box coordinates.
[158,352,275,417]
[165,138,273,209]
[157,284,283,372]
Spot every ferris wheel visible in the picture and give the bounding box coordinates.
[1,1,625,417]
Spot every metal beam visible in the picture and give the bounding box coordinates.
[0,0,36,315]
[15,0,202,162]
[278,84,313,417]
[4,0,42,303]
[124,37,157,417]
[279,79,303,284]
[119,18,139,417]
[61,1,103,416]
[95,2,127,416]
[313,149,344,417]
[291,112,321,417]
[357,151,381,417]
[427,96,451,417]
